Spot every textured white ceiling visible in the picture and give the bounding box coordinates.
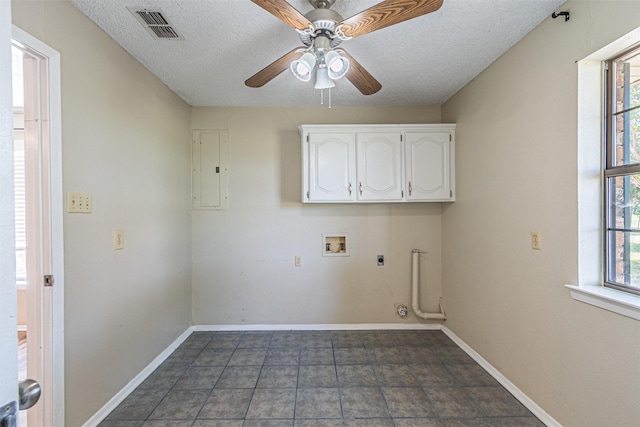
[71,0,565,107]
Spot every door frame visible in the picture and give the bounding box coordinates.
[0,0,18,415]
[12,25,65,427]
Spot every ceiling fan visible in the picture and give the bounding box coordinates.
[245,0,444,96]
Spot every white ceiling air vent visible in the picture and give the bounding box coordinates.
[128,7,184,40]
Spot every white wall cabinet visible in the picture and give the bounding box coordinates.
[301,124,455,203]
[356,132,404,201]
[405,131,452,201]
[307,132,356,201]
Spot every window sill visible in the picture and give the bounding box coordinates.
[565,284,640,321]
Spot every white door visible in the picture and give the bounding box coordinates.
[306,132,356,202]
[1,0,19,423]
[10,26,64,427]
[14,41,49,427]
[356,132,404,201]
[405,131,452,201]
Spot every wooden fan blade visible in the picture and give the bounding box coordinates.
[250,0,313,30]
[339,0,443,38]
[245,47,305,88]
[336,49,381,95]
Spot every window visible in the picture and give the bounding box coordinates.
[567,26,640,321]
[12,45,26,288]
[604,45,640,296]
[14,123,25,287]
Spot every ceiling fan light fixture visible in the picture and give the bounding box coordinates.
[314,65,335,89]
[325,50,349,80]
[291,52,317,82]
[247,0,446,96]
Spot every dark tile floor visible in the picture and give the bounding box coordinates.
[99,330,544,427]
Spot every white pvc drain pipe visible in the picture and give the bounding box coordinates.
[412,249,447,320]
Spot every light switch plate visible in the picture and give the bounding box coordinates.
[114,229,124,250]
[531,231,542,250]
[67,192,92,213]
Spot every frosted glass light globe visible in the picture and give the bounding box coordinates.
[330,58,344,73]
[296,62,310,75]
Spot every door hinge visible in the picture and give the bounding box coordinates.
[401,190,404,198]
[400,134,403,142]
[306,191,310,199]
[450,190,453,198]
[306,134,310,143]
[449,134,452,142]
[44,275,54,287]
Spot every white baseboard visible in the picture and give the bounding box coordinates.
[83,323,439,425]
[83,323,559,427]
[194,323,443,332]
[441,326,561,427]
[82,326,195,427]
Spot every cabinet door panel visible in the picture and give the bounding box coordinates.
[308,132,356,201]
[405,131,451,200]
[356,133,403,201]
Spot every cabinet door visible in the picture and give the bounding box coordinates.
[356,132,404,201]
[405,131,452,201]
[306,132,356,202]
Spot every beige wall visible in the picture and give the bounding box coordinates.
[10,1,640,426]
[191,106,447,325]
[441,1,640,426]
[12,1,193,425]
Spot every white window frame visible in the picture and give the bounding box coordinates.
[566,27,640,321]
[603,44,640,296]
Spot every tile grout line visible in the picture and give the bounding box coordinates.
[99,330,545,426]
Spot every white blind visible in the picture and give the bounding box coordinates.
[14,128,26,283]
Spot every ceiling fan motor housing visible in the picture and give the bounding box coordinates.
[308,0,336,9]
[300,8,344,48]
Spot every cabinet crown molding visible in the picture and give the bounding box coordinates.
[299,123,456,132]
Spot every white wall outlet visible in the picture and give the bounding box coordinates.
[531,231,542,250]
[295,256,302,267]
[114,229,124,250]
[67,192,92,213]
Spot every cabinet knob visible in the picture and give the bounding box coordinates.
[348,183,352,196]
[408,181,412,196]
[359,182,363,196]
